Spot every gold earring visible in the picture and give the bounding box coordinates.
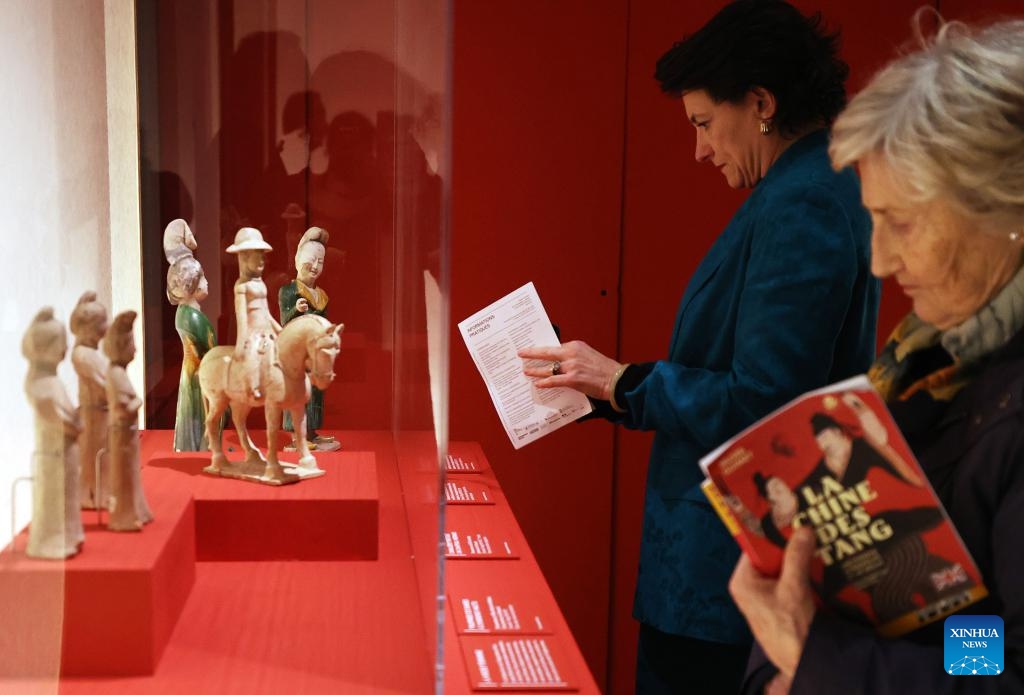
[759,119,774,135]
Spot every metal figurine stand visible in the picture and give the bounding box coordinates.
[8,449,104,555]
[94,447,107,525]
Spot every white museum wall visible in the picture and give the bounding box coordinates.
[0,0,141,546]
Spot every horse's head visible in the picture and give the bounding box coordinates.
[307,322,344,390]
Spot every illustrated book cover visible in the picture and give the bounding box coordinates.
[700,375,988,637]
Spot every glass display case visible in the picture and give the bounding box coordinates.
[0,1,450,692]
[0,2,598,691]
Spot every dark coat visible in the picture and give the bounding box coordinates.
[744,326,1024,693]
[616,130,880,642]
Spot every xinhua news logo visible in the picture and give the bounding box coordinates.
[945,615,1003,676]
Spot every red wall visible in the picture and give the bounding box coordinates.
[941,0,1024,22]
[450,0,629,681]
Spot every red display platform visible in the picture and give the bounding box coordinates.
[147,448,379,561]
[443,443,598,694]
[0,470,196,677]
[0,432,595,693]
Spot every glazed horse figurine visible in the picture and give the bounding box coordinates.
[198,314,343,484]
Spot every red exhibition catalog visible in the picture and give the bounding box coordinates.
[700,375,987,637]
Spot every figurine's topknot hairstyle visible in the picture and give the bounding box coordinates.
[295,226,329,264]
[103,310,137,363]
[22,307,67,364]
[70,291,108,339]
[163,219,197,265]
[163,220,206,306]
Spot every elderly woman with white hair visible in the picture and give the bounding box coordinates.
[730,17,1024,694]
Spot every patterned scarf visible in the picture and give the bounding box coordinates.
[869,264,1024,403]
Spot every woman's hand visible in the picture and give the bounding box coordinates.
[518,341,622,400]
[729,527,817,680]
[296,297,310,313]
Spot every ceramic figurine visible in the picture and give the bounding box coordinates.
[228,227,281,402]
[22,308,85,559]
[198,226,344,485]
[164,219,217,451]
[279,226,339,451]
[104,311,153,531]
[69,291,110,509]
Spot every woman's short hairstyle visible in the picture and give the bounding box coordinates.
[655,0,849,137]
[830,15,1024,233]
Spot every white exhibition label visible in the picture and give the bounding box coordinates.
[458,282,592,449]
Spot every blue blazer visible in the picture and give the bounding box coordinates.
[620,130,879,643]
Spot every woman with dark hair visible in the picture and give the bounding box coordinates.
[518,2,879,692]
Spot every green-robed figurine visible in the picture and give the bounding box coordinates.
[279,226,339,451]
[164,219,217,451]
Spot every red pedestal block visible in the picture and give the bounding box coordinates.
[0,472,196,677]
[145,450,379,562]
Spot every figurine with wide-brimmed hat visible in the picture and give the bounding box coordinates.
[226,227,279,402]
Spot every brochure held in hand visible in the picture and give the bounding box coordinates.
[700,375,988,637]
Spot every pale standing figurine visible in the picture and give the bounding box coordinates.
[69,291,110,509]
[22,308,85,559]
[164,219,217,451]
[104,311,153,531]
[228,227,282,401]
[278,226,339,451]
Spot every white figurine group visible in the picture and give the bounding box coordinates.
[22,296,153,560]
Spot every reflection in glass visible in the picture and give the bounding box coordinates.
[137,1,449,690]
